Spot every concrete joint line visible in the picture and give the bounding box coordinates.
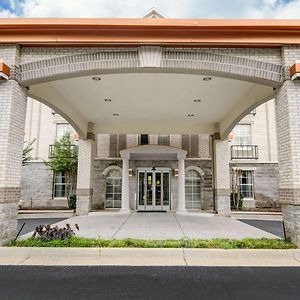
[111,213,132,239]
[293,250,300,263]
[17,255,30,265]
[182,248,188,266]
[173,213,187,239]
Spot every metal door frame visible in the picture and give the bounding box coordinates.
[137,167,171,211]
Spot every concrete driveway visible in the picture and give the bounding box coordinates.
[21,211,279,240]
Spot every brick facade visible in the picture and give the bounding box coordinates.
[0,45,28,244]
[2,42,299,245]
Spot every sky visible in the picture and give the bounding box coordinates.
[0,0,300,18]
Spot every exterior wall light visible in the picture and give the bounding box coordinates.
[203,76,212,81]
[104,98,112,102]
[174,169,179,177]
[0,60,10,81]
[290,61,300,80]
[129,169,133,176]
[92,76,101,81]
[228,132,234,142]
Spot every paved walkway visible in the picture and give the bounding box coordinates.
[21,211,279,240]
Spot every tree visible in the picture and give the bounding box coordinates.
[22,139,36,166]
[46,133,78,203]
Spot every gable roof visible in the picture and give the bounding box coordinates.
[142,7,167,19]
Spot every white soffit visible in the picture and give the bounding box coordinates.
[30,72,273,134]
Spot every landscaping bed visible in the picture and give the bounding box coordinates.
[7,237,296,249]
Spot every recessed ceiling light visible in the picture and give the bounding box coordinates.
[104,98,112,102]
[92,76,101,81]
[203,76,212,81]
[187,114,194,117]
[193,99,202,103]
[113,113,119,117]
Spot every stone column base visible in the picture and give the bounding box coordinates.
[0,187,20,245]
[76,188,93,216]
[76,196,92,216]
[119,208,131,214]
[281,203,300,247]
[215,189,231,216]
[176,209,188,214]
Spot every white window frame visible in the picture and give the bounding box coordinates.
[185,170,201,209]
[53,171,68,198]
[239,170,254,199]
[233,124,252,145]
[105,170,122,208]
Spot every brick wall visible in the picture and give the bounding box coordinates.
[0,45,28,244]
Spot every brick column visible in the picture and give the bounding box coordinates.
[275,80,300,246]
[0,46,28,244]
[275,46,300,247]
[120,154,130,213]
[213,136,231,215]
[76,138,96,216]
[176,156,187,213]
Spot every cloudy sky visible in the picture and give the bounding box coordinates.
[0,0,299,18]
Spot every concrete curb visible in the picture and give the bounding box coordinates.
[0,248,300,266]
[18,211,74,219]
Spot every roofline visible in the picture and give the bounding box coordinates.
[1,18,300,46]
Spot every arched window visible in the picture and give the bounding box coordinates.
[105,169,122,208]
[185,169,201,209]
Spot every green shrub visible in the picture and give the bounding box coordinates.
[68,195,76,209]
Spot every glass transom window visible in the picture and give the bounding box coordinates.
[240,170,254,199]
[105,169,122,208]
[185,169,201,209]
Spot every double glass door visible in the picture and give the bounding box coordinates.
[137,169,170,211]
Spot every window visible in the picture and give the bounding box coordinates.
[56,123,74,141]
[139,134,149,145]
[185,170,201,209]
[158,135,170,146]
[232,124,252,145]
[240,170,254,198]
[53,171,67,198]
[105,169,122,208]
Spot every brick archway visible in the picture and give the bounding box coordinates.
[19,48,283,87]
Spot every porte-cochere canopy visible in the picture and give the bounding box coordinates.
[21,48,280,139]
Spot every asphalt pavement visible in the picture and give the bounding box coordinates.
[0,266,299,300]
[238,219,284,238]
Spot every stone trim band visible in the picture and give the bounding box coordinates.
[0,187,21,204]
[19,48,283,86]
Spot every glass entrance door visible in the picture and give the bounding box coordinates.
[137,169,170,211]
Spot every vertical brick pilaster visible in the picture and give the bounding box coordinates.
[213,138,231,215]
[76,138,96,216]
[276,46,300,246]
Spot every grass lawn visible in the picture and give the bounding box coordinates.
[6,237,296,249]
